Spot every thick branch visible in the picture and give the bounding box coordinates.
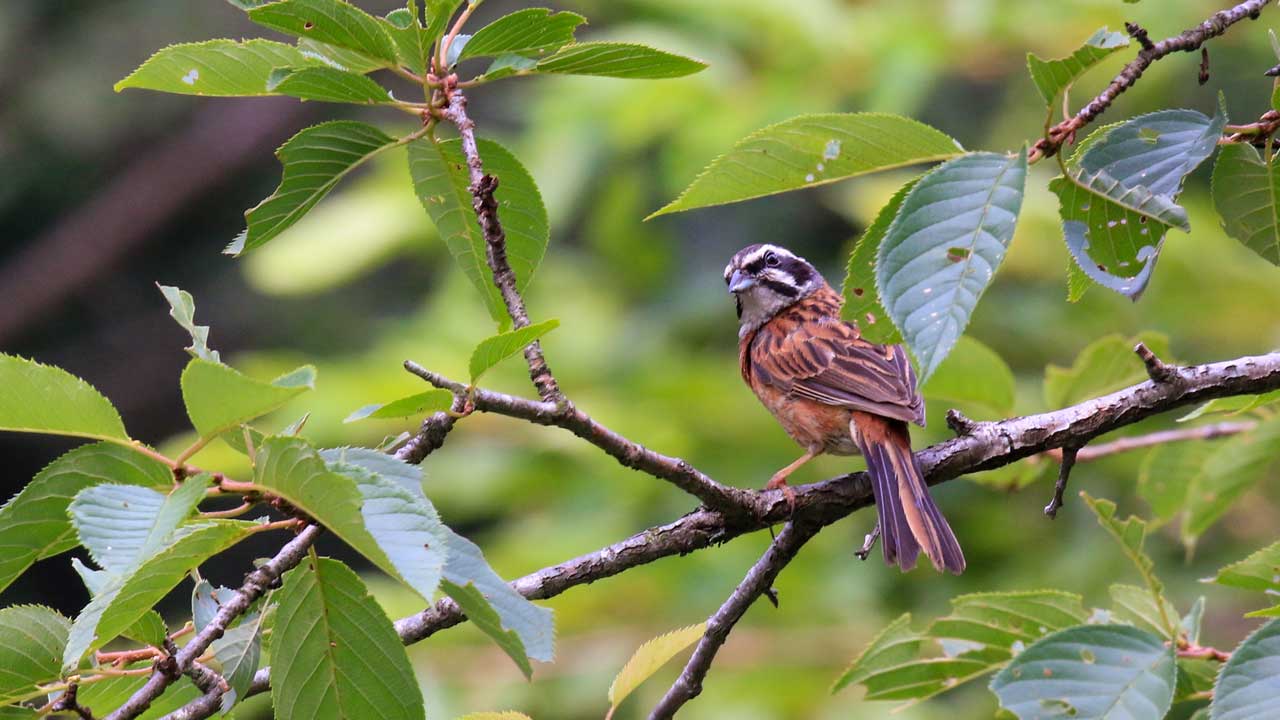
[649,520,820,718]
[1031,0,1269,161]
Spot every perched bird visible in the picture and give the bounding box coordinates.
[725,243,964,574]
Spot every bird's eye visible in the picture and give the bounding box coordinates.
[765,252,780,267]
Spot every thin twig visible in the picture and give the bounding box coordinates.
[51,683,96,720]
[854,524,881,561]
[1135,342,1181,383]
[1044,444,1080,518]
[1073,420,1256,461]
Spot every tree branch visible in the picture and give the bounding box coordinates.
[1030,0,1269,161]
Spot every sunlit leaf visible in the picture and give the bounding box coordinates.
[266,66,393,104]
[158,284,220,362]
[247,0,398,65]
[1079,107,1226,198]
[1137,439,1217,525]
[1026,27,1129,105]
[1184,417,1280,549]
[840,177,915,344]
[1210,619,1280,720]
[1212,142,1280,266]
[607,623,706,716]
[115,39,316,96]
[921,336,1015,418]
[1043,332,1170,408]
[460,8,585,60]
[0,355,129,442]
[1082,492,1176,638]
[469,319,560,382]
[535,42,705,79]
[181,359,314,440]
[0,606,70,705]
[1109,584,1182,639]
[381,5,431,75]
[345,389,455,422]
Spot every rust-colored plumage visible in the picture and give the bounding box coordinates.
[727,244,964,573]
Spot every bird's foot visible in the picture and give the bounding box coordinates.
[765,473,797,513]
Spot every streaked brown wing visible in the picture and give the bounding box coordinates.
[751,312,926,426]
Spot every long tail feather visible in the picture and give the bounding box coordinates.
[852,412,965,574]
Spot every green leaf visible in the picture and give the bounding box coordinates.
[1211,539,1280,594]
[423,0,463,44]
[381,6,432,75]
[1079,108,1226,198]
[210,608,267,711]
[1109,584,1182,640]
[0,443,170,594]
[1179,390,1280,422]
[833,613,923,696]
[408,136,549,325]
[534,41,705,79]
[1043,332,1170,408]
[608,623,706,715]
[319,447,424,498]
[441,528,554,677]
[1082,493,1176,637]
[115,39,317,96]
[1210,619,1280,720]
[0,355,129,442]
[877,151,1028,381]
[123,610,168,648]
[296,38,385,74]
[921,336,1016,418]
[990,624,1176,720]
[157,285,220,363]
[454,714,532,720]
[181,359,314,440]
[474,53,538,83]
[1026,27,1130,105]
[63,520,255,671]
[1211,142,1280,266]
[459,8,584,61]
[0,606,70,705]
[273,558,423,720]
[1137,439,1217,525]
[651,113,963,218]
[70,477,209,573]
[1184,417,1280,547]
[192,579,239,632]
[469,319,560,382]
[236,121,399,255]
[840,178,915,344]
[1066,259,1090,302]
[266,66,393,104]
[76,673,203,719]
[247,0,398,66]
[345,389,454,422]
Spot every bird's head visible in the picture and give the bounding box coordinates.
[724,244,827,336]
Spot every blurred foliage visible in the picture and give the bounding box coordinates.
[4,0,1280,718]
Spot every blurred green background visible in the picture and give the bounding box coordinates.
[3,1,1280,718]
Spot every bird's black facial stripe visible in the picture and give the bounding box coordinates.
[762,279,800,297]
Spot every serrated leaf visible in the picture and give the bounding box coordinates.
[990,624,1176,720]
[266,66,393,104]
[0,355,129,442]
[408,136,549,325]
[181,359,314,440]
[63,520,255,671]
[423,0,463,44]
[1179,390,1280,422]
[123,610,168,648]
[651,113,963,217]
[115,39,317,96]
[1066,259,1090,302]
[1211,539,1280,596]
[878,151,1027,381]
[0,443,171,594]
[840,177,915,344]
[237,121,399,255]
[1027,27,1130,105]
[0,606,70,705]
[296,38,384,74]
[534,41,705,79]
[319,447,424,497]
[469,319,559,382]
[1079,107,1226,198]
[381,6,432,75]
[1109,584,1182,639]
[247,0,398,66]
[1044,332,1170,408]
[70,477,208,573]
[474,53,538,83]
[272,557,424,720]
[607,623,706,714]
[344,389,454,422]
[210,608,266,712]
[460,8,584,61]
[833,613,922,695]
[441,528,554,677]
[158,285,220,363]
[921,336,1015,418]
[1184,417,1280,546]
[1210,619,1280,720]
[192,579,239,633]
[76,673,203,719]
[1082,493,1177,637]
[1212,142,1280,266]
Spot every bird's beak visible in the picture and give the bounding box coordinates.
[728,270,754,294]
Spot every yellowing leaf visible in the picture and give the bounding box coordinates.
[607,623,706,716]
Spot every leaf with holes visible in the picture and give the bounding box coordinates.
[1079,107,1226,198]
[408,136,549,326]
[877,151,1027,381]
[469,319,560,382]
[1212,142,1280,266]
[266,66,393,104]
[0,606,70,705]
[921,336,1015,418]
[652,114,962,218]
[272,557,424,720]
[344,389,455,422]
[990,624,1176,720]
[1026,27,1130,105]
[460,8,585,61]
[247,0,398,66]
[840,178,916,344]
[534,42,705,79]
[235,121,398,255]
[0,355,129,443]
[158,284,220,362]
[1043,332,1170,408]
[181,359,314,440]
[1210,619,1280,720]
[115,39,318,96]
[608,623,706,717]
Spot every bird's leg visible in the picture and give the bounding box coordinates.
[765,449,817,510]
[854,523,881,561]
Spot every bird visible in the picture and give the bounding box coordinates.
[724,243,964,574]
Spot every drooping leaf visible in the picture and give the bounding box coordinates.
[319,446,424,497]
[158,285,220,363]
[1210,619,1280,720]
[266,66,393,104]
[344,389,455,422]
[840,178,916,344]
[115,39,316,96]
[534,42,705,79]
[1184,417,1280,548]
[408,136,549,325]
[247,0,399,66]
[1082,492,1176,637]
[236,121,399,255]
[469,319,560,382]
[180,359,314,440]
[990,624,1176,720]
[1211,142,1280,266]
[459,8,585,60]
[1179,390,1280,422]
[1079,107,1226,198]
[607,624,706,716]
[192,579,240,633]
[1026,27,1130,105]
[0,355,129,442]
[877,151,1027,381]
[1210,540,1280,617]
[0,606,70,705]
[1043,332,1170,408]
[0,443,170,594]
[1137,438,1218,525]
[651,113,963,217]
[921,336,1015,418]
[210,608,267,711]
[272,557,424,720]
[69,477,209,573]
